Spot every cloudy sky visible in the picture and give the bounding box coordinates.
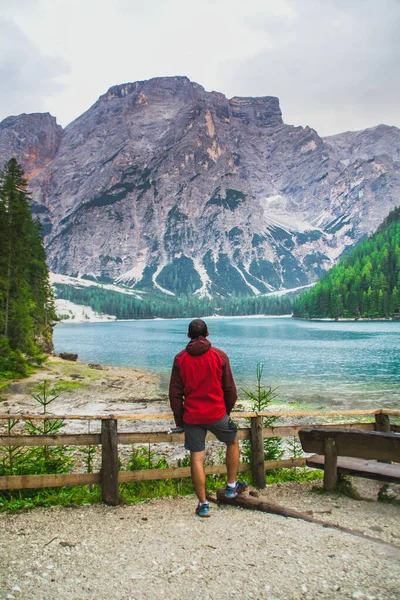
[0,0,399,136]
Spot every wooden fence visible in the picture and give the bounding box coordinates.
[0,408,399,505]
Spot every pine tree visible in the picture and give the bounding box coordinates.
[28,217,57,353]
[0,158,55,366]
[0,158,34,351]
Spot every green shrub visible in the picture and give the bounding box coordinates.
[0,337,28,379]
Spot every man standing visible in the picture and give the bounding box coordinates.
[169,318,248,517]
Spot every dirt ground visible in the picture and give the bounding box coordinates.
[0,481,399,600]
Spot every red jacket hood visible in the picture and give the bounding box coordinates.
[185,336,211,356]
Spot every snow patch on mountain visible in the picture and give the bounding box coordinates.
[55,299,116,322]
[236,266,261,295]
[50,273,144,296]
[265,283,315,297]
[115,260,146,284]
[152,265,175,296]
[260,196,319,234]
[192,258,212,298]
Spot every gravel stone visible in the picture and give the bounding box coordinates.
[1,482,399,600]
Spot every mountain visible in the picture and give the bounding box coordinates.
[293,207,400,319]
[324,124,400,164]
[0,113,62,179]
[0,76,399,298]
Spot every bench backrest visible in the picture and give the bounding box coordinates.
[299,428,400,462]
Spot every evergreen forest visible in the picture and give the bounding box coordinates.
[54,283,294,320]
[293,207,400,319]
[0,158,56,378]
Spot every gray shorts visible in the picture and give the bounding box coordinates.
[184,414,237,452]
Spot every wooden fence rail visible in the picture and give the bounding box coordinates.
[0,408,399,504]
[0,421,377,448]
[2,408,397,420]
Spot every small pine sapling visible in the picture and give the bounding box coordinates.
[24,380,72,474]
[241,363,283,463]
[0,415,26,476]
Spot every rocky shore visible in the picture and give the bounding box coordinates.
[0,357,166,424]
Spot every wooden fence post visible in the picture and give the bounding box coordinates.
[375,413,391,464]
[250,416,266,488]
[375,413,390,433]
[323,437,337,492]
[101,418,121,505]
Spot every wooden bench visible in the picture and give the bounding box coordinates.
[298,428,400,491]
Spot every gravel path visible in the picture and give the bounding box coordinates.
[1,482,400,600]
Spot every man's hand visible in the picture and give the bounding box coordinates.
[168,426,184,434]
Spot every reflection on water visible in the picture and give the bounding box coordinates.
[54,317,400,410]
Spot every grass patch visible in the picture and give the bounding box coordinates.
[0,464,325,513]
[0,485,102,511]
[120,474,226,504]
[266,467,323,485]
[271,398,318,411]
[119,447,226,504]
[0,476,229,512]
[45,360,104,381]
[50,380,85,393]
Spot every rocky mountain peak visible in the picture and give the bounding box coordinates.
[324,123,400,164]
[94,76,283,130]
[228,95,282,127]
[0,112,63,179]
[99,76,203,105]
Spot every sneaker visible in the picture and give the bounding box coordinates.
[195,502,210,518]
[225,481,249,499]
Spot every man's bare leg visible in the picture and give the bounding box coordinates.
[190,450,207,503]
[226,437,240,484]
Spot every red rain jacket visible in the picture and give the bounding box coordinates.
[169,336,237,427]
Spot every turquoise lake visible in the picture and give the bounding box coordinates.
[53,318,400,410]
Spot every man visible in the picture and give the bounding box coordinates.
[169,318,248,517]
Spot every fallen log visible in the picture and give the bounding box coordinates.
[215,488,400,550]
[216,488,320,522]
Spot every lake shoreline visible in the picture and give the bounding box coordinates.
[56,313,400,325]
[0,357,165,425]
[295,316,399,322]
[56,313,294,324]
[53,317,400,412]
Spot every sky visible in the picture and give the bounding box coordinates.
[0,0,399,137]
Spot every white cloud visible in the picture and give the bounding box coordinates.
[0,0,399,135]
[0,17,70,120]
[220,0,400,135]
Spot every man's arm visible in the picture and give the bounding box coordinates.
[169,357,185,427]
[221,354,237,415]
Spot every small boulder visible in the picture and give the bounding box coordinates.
[379,484,400,504]
[59,352,78,362]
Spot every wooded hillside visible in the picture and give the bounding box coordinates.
[54,283,294,320]
[293,207,400,319]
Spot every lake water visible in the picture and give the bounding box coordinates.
[53,317,400,410]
